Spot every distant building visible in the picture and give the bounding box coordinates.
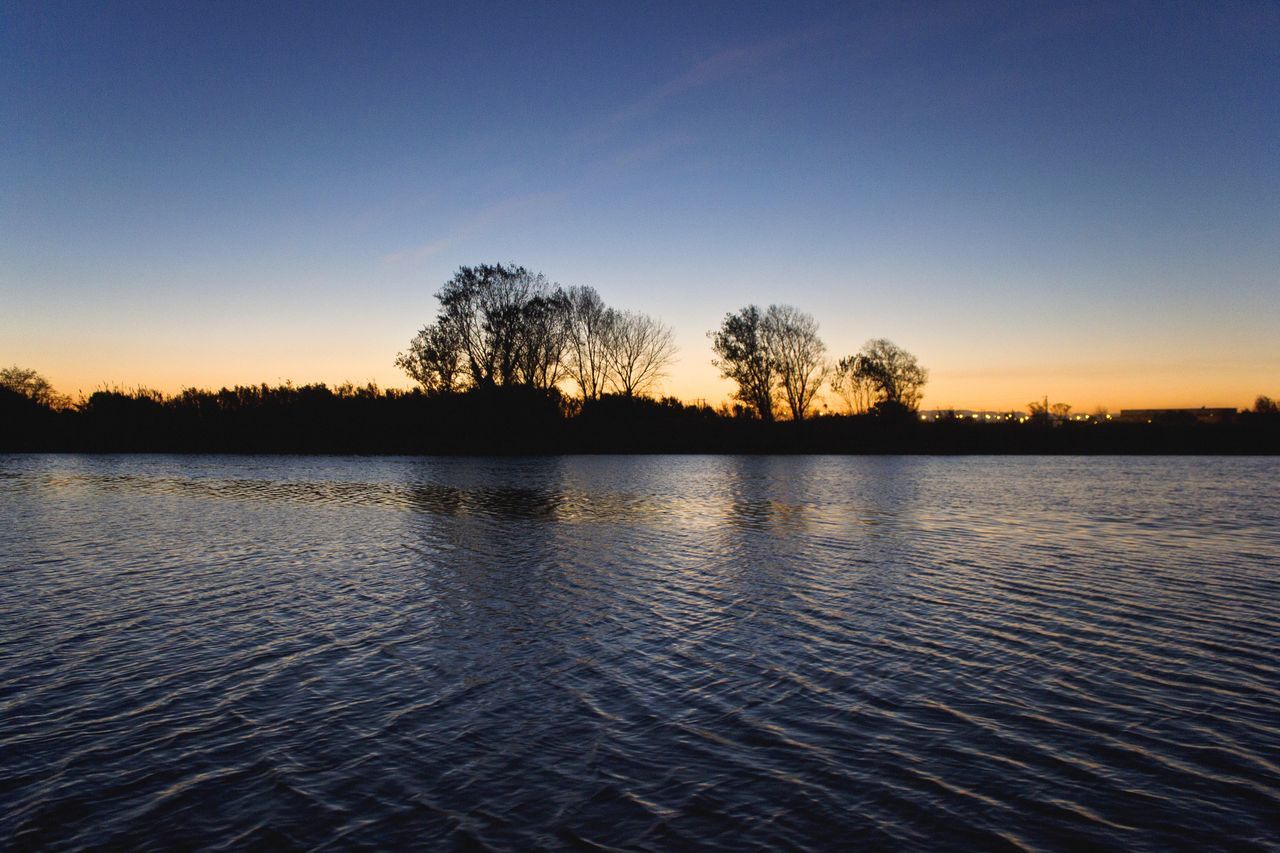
[1118,407,1237,424]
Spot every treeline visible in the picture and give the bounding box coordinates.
[3,380,1279,454]
[2,260,1278,454]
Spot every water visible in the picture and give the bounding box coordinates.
[1,455,1277,850]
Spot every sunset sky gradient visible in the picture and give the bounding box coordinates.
[3,1,1277,410]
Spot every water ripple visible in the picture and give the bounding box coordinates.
[1,454,1278,849]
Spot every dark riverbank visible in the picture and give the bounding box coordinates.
[3,385,1277,454]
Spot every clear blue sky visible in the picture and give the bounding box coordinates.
[3,1,1277,408]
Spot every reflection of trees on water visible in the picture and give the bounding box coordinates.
[723,456,821,535]
[404,483,564,520]
[403,467,668,527]
[400,461,575,638]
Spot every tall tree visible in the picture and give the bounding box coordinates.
[564,285,616,400]
[764,304,828,420]
[414,263,572,390]
[607,311,676,398]
[432,264,531,387]
[710,306,776,421]
[514,289,572,390]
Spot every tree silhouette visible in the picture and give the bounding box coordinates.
[710,306,776,421]
[396,321,463,393]
[402,263,572,390]
[831,356,876,414]
[845,339,928,412]
[764,305,828,420]
[398,265,680,403]
[515,288,572,391]
[564,285,615,401]
[0,365,60,408]
[607,310,676,398]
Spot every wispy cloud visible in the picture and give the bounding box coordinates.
[385,27,828,265]
[383,190,568,264]
[385,237,451,263]
[603,26,826,128]
[594,132,699,176]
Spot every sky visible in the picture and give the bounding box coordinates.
[2,1,1277,411]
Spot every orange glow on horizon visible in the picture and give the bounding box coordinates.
[12,298,1275,416]
[31,355,1272,415]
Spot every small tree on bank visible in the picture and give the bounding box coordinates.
[831,356,876,414]
[395,322,463,393]
[834,339,928,413]
[0,365,63,408]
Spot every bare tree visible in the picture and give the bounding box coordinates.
[763,304,827,420]
[607,310,676,398]
[710,305,776,421]
[564,285,617,400]
[831,355,876,414]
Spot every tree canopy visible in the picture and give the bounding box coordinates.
[834,339,929,413]
[0,365,61,408]
[397,264,676,401]
[709,304,831,420]
[710,306,777,421]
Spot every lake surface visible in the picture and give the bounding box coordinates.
[1,455,1277,850]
